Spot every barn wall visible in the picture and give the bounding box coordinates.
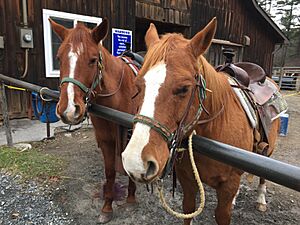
[0,0,135,119]
[135,0,191,26]
[0,0,284,119]
[190,0,280,74]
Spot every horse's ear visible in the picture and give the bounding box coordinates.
[92,18,109,44]
[145,23,159,49]
[49,18,69,41]
[189,17,217,57]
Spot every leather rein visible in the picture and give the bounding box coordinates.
[133,72,207,180]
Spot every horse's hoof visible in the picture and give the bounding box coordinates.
[256,203,267,212]
[97,212,113,224]
[117,202,138,212]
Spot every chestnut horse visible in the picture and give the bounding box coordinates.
[122,18,279,225]
[49,19,137,223]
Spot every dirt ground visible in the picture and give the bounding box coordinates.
[35,91,300,225]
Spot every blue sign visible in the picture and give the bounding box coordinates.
[112,28,132,56]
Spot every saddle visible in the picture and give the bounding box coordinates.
[216,62,275,105]
[216,61,282,156]
[121,50,144,69]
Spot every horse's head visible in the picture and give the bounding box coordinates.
[122,18,217,183]
[49,18,109,125]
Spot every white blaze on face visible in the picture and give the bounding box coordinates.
[122,62,167,177]
[65,43,83,116]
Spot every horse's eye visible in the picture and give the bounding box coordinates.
[173,86,189,96]
[89,57,98,65]
[56,55,60,61]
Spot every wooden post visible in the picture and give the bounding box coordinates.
[278,67,284,89]
[0,83,13,146]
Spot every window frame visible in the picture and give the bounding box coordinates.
[42,9,102,78]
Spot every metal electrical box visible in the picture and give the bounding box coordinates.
[0,36,4,49]
[20,28,34,48]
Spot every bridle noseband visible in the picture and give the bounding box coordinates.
[133,73,207,179]
[60,51,104,105]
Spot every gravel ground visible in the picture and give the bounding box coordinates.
[0,170,73,225]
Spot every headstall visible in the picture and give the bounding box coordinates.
[133,72,207,179]
[60,50,104,106]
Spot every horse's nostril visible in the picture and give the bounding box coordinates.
[74,104,81,119]
[145,160,158,179]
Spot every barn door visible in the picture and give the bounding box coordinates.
[0,0,30,120]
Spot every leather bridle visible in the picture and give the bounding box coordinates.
[60,50,126,105]
[60,51,105,105]
[133,73,207,179]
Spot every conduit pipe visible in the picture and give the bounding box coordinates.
[20,0,29,79]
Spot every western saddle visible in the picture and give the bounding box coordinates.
[216,49,276,105]
[216,48,279,156]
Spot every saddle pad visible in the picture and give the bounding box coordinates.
[227,76,257,128]
[120,56,139,76]
[264,89,288,121]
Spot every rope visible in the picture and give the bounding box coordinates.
[283,91,300,98]
[4,84,26,91]
[157,130,205,219]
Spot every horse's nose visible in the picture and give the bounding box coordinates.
[73,104,81,120]
[59,104,84,124]
[122,149,159,183]
[137,159,159,183]
[141,158,159,181]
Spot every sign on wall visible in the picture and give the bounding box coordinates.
[112,28,132,56]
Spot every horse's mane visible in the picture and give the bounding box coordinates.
[139,33,188,76]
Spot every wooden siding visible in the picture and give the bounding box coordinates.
[0,0,285,118]
[135,0,191,26]
[0,0,135,119]
[190,0,281,74]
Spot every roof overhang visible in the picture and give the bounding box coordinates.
[252,0,289,43]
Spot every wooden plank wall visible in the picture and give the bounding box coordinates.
[0,0,135,119]
[190,0,281,74]
[0,0,29,119]
[0,0,284,118]
[136,0,191,26]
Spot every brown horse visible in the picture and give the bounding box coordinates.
[122,18,280,225]
[49,19,137,223]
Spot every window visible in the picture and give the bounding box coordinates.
[42,9,102,77]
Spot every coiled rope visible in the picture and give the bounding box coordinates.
[157,130,205,219]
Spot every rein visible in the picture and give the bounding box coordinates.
[133,73,207,180]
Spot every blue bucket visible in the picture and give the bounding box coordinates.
[32,92,59,123]
[279,113,289,136]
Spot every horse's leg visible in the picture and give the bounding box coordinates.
[117,178,137,211]
[256,119,279,212]
[256,177,267,212]
[183,183,198,225]
[215,176,240,225]
[231,186,240,209]
[177,170,198,225]
[98,141,116,224]
[127,178,137,203]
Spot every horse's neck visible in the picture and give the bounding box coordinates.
[96,46,135,112]
[201,59,232,116]
[98,46,126,90]
[99,46,122,76]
